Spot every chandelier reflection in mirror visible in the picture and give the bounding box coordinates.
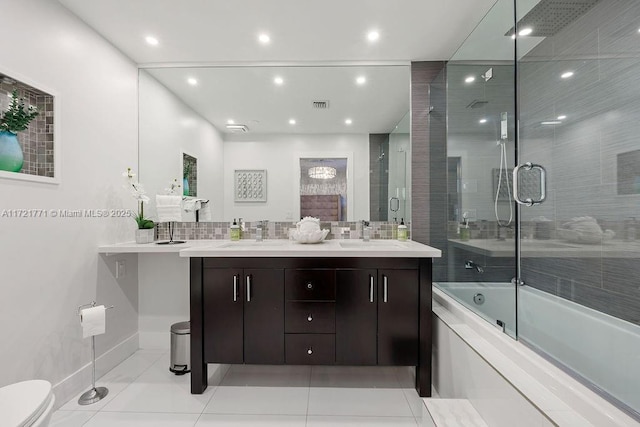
[308,166,337,180]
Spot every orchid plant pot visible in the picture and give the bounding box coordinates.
[135,228,155,244]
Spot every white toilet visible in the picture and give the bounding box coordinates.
[0,380,55,427]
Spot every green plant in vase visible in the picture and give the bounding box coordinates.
[0,89,39,172]
[183,162,191,196]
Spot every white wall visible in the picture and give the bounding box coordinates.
[139,71,224,221]
[223,133,370,221]
[0,0,139,406]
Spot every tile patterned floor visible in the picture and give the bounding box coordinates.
[51,350,429,426]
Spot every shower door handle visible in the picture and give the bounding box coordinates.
[389,197,400,212]
[513,162,546,206]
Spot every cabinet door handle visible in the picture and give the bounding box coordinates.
[307,314,313,322]
[246,275,251,302]
[306,281,313,290]
[307,347,313,355]
[383,275,388,303]
[233,275,238,302]
[369,275,374,303]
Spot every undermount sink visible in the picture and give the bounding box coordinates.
[339,240,404,249]
[217,240,288,248]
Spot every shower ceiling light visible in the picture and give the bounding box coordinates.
[145,36,159,46]
[518,27,533,36]
[465,76,475,83]
[479,118,487,124]
[308,166,336,180]
[561,71,574,79]
[557,115,567,120]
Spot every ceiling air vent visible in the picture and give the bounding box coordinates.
[226,124,249,133]
[312,100,330,109]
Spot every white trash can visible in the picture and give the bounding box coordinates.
[169,321,190,375]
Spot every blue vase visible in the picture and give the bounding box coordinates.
[0,131,23,172]
[183,177,189,196]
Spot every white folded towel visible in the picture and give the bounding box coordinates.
[156,195,183,222]
[198,201,212,221]
[156,195,182,207]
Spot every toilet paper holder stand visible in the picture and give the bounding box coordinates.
[77,301,114,405]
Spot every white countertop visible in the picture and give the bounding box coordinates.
[449,238,640,258]
[98,239,441,258]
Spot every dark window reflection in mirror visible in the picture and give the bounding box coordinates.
[183,153,197,197]
[617,150,640,195]
[300,158,347,221]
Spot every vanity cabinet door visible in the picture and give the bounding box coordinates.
[336,269,377,365]
[243,268,285,364]
[203,268,244,364]
[377,269,419,365]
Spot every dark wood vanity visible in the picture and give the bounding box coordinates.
[189,256,433,397]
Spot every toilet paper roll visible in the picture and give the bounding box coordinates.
[80,305,106,338]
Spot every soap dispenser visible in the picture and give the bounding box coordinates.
[397,218,408,241]
[230,218,240,241]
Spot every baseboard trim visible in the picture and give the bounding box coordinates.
[51,333,139,411]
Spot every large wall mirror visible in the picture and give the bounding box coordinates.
[139,65,410,222]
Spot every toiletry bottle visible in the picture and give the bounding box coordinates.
[397,218,408,241]
[460,219,470,241]
[392,218,398,239]
[230,219,240,241]
[238,217,244,239]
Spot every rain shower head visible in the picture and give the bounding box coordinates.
[505,0,600,37]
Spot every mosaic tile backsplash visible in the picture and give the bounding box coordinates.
[156,221,410,241]
[0,77,55,177]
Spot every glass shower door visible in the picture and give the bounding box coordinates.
[515,0,640,416]
[437,0,518,337]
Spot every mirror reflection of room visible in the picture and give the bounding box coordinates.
[138,65,410,224]
[300,158,347,221]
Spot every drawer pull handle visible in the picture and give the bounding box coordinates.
[306,282,313,290]
[246,275,252,302]
[307,347,313,355]
[383,275,388,303]
[369,275,374,303]
[233,275,238,302]
[307,314,313,322]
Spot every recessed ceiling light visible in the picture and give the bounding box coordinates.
[289,119,296,125]
[187,78,198,86]
[518,27,533,36]
[145,36,159,46]
[465,76,475,83]
[557,115,567,120]
[561,71,574,79]
[367,30,380,42]
[356,76,366,85]
[345,118,353,125]
[258,33,270,44]
[274,76,284,85]
[541,121,562,125]
[227,119,235,124]
[479,118,487,124]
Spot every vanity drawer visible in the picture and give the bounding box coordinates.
[285,269,335,301]
[285,334,335,365]
[285,302,335,333]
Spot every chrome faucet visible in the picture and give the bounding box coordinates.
[362,220,371,242]
[464,260,484,273]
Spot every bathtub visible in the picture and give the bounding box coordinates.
[435,282,516,336]
[434,281,640,417]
